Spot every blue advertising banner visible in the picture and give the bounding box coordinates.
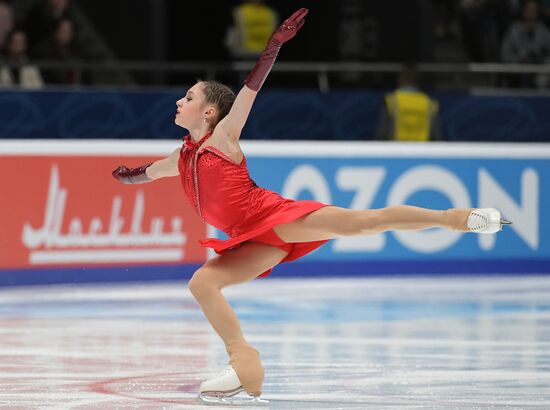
[240,142,548,275]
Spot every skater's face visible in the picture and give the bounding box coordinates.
[175,83,215,130]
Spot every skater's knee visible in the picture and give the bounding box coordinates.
[353,210,386,235]
[188,268,218,300]
[328,210,377,236]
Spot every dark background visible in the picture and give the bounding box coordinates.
[78,0,433,63]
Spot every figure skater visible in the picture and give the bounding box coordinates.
[112,8,511,404]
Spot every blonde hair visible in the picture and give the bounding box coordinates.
[199,80,236,126]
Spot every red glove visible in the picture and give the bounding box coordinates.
[112,163,152,184]
[245,8,309,91]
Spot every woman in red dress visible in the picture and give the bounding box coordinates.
[113,8,509,404]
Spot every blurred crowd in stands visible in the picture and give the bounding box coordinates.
[1,0,550,142]
[1,0,550,91]
[0,0,83,88]
[435,0,550,63]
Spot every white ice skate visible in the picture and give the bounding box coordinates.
[467,208,512,234]
[198,366,268,406]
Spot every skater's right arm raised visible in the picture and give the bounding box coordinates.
[216,8,309,141]
[112,148,180,184]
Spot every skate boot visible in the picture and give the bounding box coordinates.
[446,208,511,233]
[226,341,264,395]
[467,208,512,233]
[198,341,267,405]
[198,365,268,405]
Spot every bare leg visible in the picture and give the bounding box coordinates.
[189,242,288,396]
[273,205,472,243]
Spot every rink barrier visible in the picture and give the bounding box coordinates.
[2,90,550,142]
[0,260,548,287]
[0,140,548,285]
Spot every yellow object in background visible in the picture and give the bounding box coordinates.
[237,3,278,53]
[385,90,439,142]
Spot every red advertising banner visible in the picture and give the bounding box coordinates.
[0,156,207,269]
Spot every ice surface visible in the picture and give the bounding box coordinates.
[0,276,549,409]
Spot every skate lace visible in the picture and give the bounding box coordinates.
[468,210,488,232]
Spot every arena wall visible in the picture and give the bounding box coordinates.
[2,90,550,142]
[0,140,547,285]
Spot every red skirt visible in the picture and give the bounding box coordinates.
[199,200,330,276]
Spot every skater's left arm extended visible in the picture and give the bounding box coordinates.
[216,8,309,141]
[112,147,180,184]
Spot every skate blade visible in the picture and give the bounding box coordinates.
[198,391,269,406]
[501,218,512,228]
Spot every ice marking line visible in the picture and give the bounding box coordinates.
[88,372,199,405]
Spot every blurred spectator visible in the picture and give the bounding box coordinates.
[434,0,459,40]
[502,0,550,63]
[488,0,521,44]
[225,0,278,59]
[33,18,81,84]
[459,0,500,62]
[0,0,14,51]
[0,28,43,88]
[501,0,550,87]
[538,0,550,25]
[24,0,75,54]
[376,65,441,142]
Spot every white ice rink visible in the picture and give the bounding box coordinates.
[0,276,549,409]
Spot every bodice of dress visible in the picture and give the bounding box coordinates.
[178,133,263,236]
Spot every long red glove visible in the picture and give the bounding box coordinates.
[112,163,152,184]
[245,7,309,91]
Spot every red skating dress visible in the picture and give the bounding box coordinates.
[178,132,329,276]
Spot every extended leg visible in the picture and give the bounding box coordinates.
[274,206,510,243]
[188,242,288,398]
[273,205,473,243]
